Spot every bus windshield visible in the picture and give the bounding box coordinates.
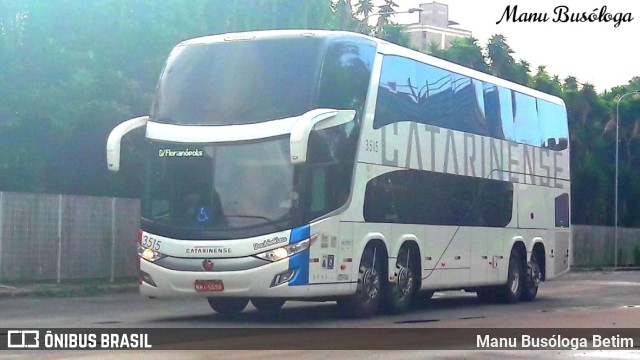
[143,137,301,239]
[151,37,324,125]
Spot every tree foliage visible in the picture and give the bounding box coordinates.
[430,37,488,73]
[0,0,335,197]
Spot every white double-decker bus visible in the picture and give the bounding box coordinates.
[107,30,570,317]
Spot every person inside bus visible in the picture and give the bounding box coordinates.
[183,184,226,226]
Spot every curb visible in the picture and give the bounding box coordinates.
[0,282,138,299]
[0,286,32,298]
[608,266,640,271]
[571,266,640,272]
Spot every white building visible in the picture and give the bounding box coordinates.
[406,2,472,51]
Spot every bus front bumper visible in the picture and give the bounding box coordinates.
[138,257,308,298]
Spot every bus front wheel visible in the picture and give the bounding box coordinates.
[338,245,383,318]
[207,297,248,316]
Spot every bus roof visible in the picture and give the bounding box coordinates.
[178,29,375,47]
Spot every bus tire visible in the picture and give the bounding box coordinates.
[207,297,248,316]
[497,248,523,303]
[384,245,420,313]
[251,298,286,312]
[521,252,542,301]
[338,245,383,318]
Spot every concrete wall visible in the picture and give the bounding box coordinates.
[572,225,640,268]
[0,191,637,283]
[0,192,139,283]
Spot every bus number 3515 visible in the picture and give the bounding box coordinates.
[141,235,161,251]
[364,139,379,153]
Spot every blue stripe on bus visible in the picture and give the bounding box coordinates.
[288,225,310,286]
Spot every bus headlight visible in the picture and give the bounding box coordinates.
[138,244,166,262]
[255,238,310,262]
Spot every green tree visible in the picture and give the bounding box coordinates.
[563,76,579,92]
[330,0,359,31]
[487,34,514,78]
[0,0,340,196]
[354,0,374,34]
[530,65,562,97]
[486,34,530,85]
[424,39,442,55]
[603,83,640,226]
[564,80,610,225]
[378,23,410,47]
[375,0,399,34]
[431,37,489,73]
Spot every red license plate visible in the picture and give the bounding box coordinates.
[195,280,224,292]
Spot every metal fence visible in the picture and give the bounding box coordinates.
[0,191,638,283]
[0,192,139,283]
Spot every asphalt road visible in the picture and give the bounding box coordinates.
[1,270,640,359]
[2,270,640,328]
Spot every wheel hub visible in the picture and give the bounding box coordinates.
[362,268,379,300]
[510,262,520,293]
[396,267,413,297]
[530,261,541,285]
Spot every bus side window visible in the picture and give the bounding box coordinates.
[513,91,540,146]
[363,175,402,223]
[483,83,505,139]
[317,42,374,115]
[374,56,419,129]
[364,170,513,227]
[537,99,568,150]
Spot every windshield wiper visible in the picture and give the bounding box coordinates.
[226,214,293,226]
[226,214,271,223]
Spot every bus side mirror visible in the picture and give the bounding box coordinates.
[290,109,355,164]
[106,116,149,171]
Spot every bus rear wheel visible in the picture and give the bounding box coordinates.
[338,245,383,318]
[384,245,420,313]
[496,248,523,303]
[207,297,248,316]
[251,298,286,312]
[521,253,542,301]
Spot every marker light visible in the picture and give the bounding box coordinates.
[271,269,297,287]
[255,238,311,262]
[140,270,157,287]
